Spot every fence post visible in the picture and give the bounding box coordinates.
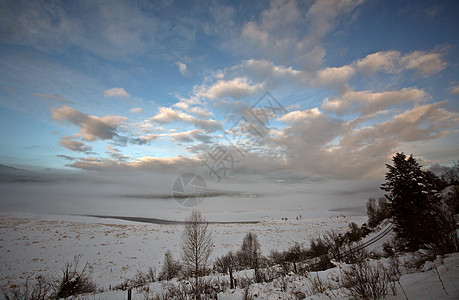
[127,288,132,300]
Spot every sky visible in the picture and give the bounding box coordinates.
[0,0,458,184]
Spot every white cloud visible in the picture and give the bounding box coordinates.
[280,108,322,123]
[149,107,222,132]
[35,93,73,104]
[234,59,303,83]
[51,105,127,141]
[59,138,92,153]
[237,0,364,68]
[104,87,129,98]
[215,59,355,95]
[314,65,356,88]
[356,50,401,73]
[175,61,190,76]
[130,107,144,113]
[401,51,446,76]
[357,50,447,77]
[271,100,459,179]
[169,129,213,143]
[173,101,213,118]
[0,1,196,61]
[451,85,459,95]
[67,155,201,172]
[200,77,264,100]
[321,88,429,115]
[105,144,129,161]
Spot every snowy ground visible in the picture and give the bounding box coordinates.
[1,213,458,299]
[0,213,365,291]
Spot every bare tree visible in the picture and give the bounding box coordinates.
[181,211,213,297]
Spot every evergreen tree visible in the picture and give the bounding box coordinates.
[381,153,442,250]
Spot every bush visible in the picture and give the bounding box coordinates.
[344,222,365,243]
[55,256,97,298]
[114,267,156,291]
[238,232,262,270]
[306,272,332,296]
[308,236,329,258]
[152,278,229,300]
[268,243,308,273]
[341,245,368,264]
[308,255,334,272]
[1,275,54,300]
[242,285,254,300]
[341,261,394,299]
[382,241,396,258]
[159,250,182,281]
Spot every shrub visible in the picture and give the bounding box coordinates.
[382,241,396,257]
[159,250,182,281]
[341,245,368,264]
[344,222,364,243]
[55,256,97,298]
[341,261,394,299]
[1,275,54,300]
[242,285,253,300]
[238,232,262,270]
[308,255,334,272]
[214,251,237,288]
[308,236,329,258]
[306,272,332,296]
[292,290,306,299]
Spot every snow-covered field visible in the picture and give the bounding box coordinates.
[1,212,458,299]
[0,213,365,291]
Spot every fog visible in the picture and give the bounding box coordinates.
[0,166,384,222]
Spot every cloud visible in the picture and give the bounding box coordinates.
[212,59,355,96]
[130,107,144,113]
[0,0,180,61]
[59,138,92,153]
[232,59,303,84]
[200,77,265,100]
[60,98,458,180]
[105,145,129,161]
[237,0,364,68]
[51,105,127,141]
[104,87,129,98]
[35,93,73,104]
[149,107,222,132]
[274,101,459,178]
[56,154,75,161]
[173,101,213,118]
[169,129,213,143]
[66,155,201,172]
[314,66,356,88]
[321,87,429,115]
[451,85,459,95]
[280,108,322,123]
[357,50,447,77]
[175,61,190,76]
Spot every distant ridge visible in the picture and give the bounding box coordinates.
[0,164,38,183]
[82,214,259,225]
[0,164,31,173]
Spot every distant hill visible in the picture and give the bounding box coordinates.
[0,164,32,173]
[0,164,39,183]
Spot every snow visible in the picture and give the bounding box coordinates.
[0,213,365,292]
[1,212,458,299]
